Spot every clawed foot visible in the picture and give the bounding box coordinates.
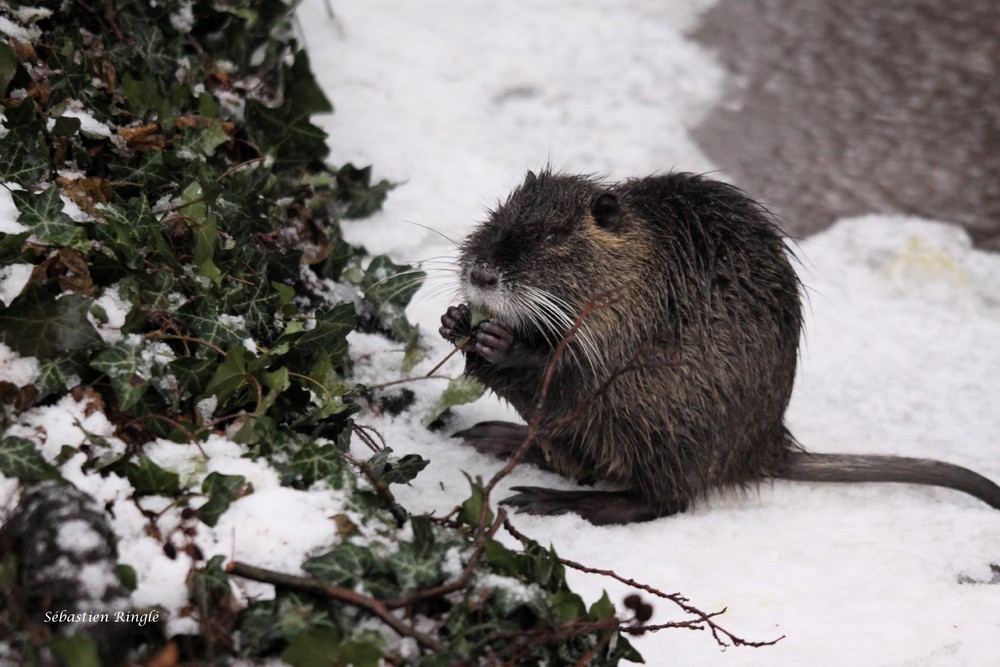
[452,421,552,470]
[502,487,682,525]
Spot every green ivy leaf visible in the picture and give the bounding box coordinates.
[458,475,493,527]
[302,543,373,586]
[121,74,158,116]
[116,564,138,591]
[0,98,48,184]
[365,449,429,486]
[0,231,30,264]
[198,472,248,526]
[289,441,344,488]
[0,40,18,93]
[125,454,181,495]
[169,355,216,401]
[361,254,425,343]
[284,303,355,371]
[286,50,333,116]
[423,375,486,428]
[12,185,87,248]
[483,538,522,576]
[335,163,394,219]
[588,591,617,621]
[51,115,82,137]
[248,100,329,166]
[90,341,147,411]
[282,629,382,667]
[204,345,248,403]
[49,633,101,667]
[35,356,81,398]
[0,285,100,359]
[0,436,59,481]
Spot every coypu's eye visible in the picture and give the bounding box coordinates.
[541,231,564,246]
[592,192,620,229]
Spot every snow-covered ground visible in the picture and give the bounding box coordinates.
[301,1,1000,664]
[1,1,998,664]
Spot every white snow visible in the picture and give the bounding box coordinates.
[0,342,39,386]
[0,184,27,234]
[1,1,997,663]
[53,103,114,140]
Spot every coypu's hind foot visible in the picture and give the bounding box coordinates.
[453,421,553,470]
[503,487,685,525]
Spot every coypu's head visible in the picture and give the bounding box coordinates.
[458,170,631,344]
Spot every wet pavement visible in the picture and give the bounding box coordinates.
[692,0,1000,250]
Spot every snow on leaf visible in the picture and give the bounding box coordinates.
[12,185,87,248]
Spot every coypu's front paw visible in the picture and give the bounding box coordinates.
[473,319,514,364]
[439,304,472,343]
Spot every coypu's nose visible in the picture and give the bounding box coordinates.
[470,266,499,289]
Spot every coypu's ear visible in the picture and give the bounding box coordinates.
[591,192,621,229]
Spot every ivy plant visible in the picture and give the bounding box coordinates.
[0,1,647,665]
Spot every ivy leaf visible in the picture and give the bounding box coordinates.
[361,255,425,342]
[284,303,355,370]
[458,475,493,527]
[248,99,329,165]
[12,185,87,248]
[302,543,373,586]
[168,355,216,400]
[0,231,30,264]
[90,342,147,412]
[587,591,617,621]
[483,539,522,576]
[365,449,429,486]
[335,163,394,219]
[198,472,248,526]
[49,634,101,667]
[0,98,48,184]
[287,50,333,116]
[121,73,163,118]
[0,436,60,481]
[181,181,222,284]
[0,285,100,359]
[282,629,382,667]
[423,375,486,428]
[204,344,248,403]
[0,40,18,93]
[389,542,444,591]
[177,302,251,348]
[290,441,345,488]
[125,454,181,495]
[51,115,82,137]
[35,356,81,398]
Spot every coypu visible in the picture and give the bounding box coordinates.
[438,169,1000,525]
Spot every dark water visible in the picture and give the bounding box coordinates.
[692,0,1000,250]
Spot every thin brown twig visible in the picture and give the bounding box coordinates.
[502,518,783,649]
[424,335,472,378]
[368,373,451,391]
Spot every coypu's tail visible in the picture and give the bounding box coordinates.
[780,452,1000,510]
